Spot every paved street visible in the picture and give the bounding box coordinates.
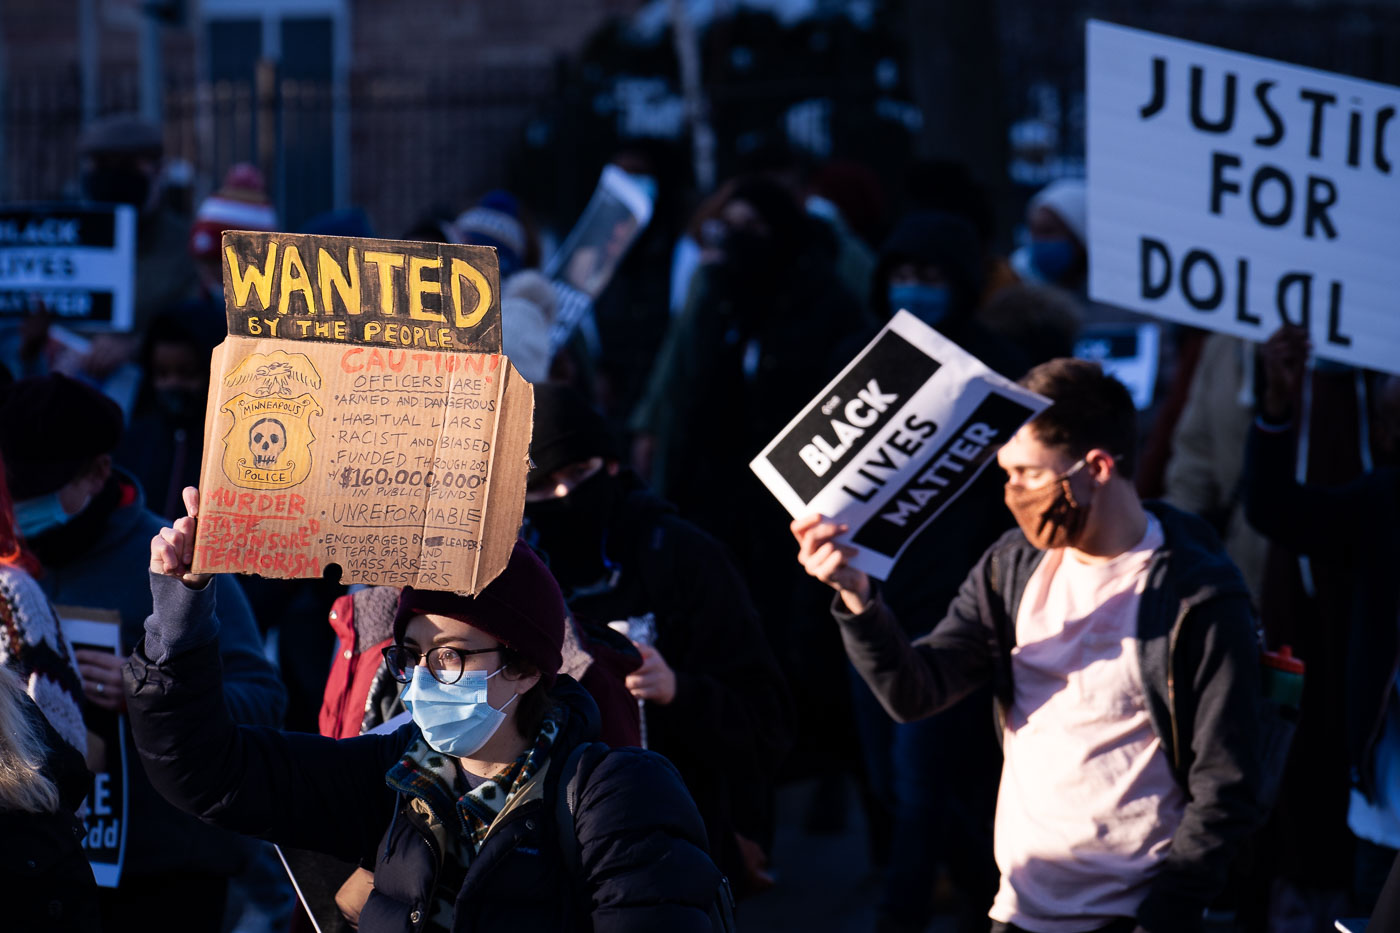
[741,779,959,933]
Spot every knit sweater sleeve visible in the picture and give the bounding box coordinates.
[0,565,88,754]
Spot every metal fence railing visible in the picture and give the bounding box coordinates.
[0,63,558,236]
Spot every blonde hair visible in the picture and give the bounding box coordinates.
[0,666,62,814]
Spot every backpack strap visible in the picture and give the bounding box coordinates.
[553,742,737,933]
[554,741,610,878]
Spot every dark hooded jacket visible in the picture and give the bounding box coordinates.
[125,573,720,933]
[834,502,1263,932]
[632,180,872,518]
[28,473,284,880]
[1243,419,1400,803]
[552,472,794,890]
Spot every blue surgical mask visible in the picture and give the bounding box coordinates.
[889,283,953,328]
[400,665,517,758]
[13,493,82,539]
[1029,239,1076,284]
[624,172,658,204]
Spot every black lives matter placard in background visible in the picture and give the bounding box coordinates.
[1088,21,1400,375]
[0,204,137,329]
[751,311,1049,580]
[55,608,129,888]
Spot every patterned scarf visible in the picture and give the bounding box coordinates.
[386,707,563,930]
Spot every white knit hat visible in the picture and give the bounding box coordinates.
[1029,178,1087,244]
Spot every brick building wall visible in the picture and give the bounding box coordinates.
[0,0,642,232]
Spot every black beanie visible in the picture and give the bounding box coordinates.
[0,375,124,499]
[528,385,620,483]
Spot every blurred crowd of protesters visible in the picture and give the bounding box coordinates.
[0,109,1398,933]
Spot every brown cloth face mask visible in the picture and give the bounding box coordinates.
[1003,459,1092,550]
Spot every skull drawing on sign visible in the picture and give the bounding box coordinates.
[250,418,286,468]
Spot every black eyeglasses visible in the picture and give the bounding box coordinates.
[382,644,502,685]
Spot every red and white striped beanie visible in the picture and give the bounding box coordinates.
[190,163,279,259]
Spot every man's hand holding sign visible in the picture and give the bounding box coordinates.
[791,516,870,615]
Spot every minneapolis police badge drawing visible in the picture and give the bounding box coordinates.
[218,350,324,490]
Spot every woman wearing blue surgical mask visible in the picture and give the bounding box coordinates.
[886,262,954,329]
[1025,204,1087,290]
[869,211,1028,380]
[1016,179,1089,292]
[126,489,725,933]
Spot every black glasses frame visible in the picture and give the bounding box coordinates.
[382,644,502,686]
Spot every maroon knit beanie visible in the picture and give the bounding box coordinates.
[393,540,565,686]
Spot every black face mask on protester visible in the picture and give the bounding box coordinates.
[523,469,621,590]
[154,387,204,425]
[717,229,779,290]
[82,166,151,209]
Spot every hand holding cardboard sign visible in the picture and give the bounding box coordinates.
[150,487,212,588]
[791,514,872,615]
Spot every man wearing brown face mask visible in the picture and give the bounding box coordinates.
[792,358,1264,933]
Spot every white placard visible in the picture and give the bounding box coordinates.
[750,311,1050,580]
[1087,20,1400,375]
[56,609,129,888]
[546,165,655,352]
[0,204,137,331]
[1074,322,1161,410]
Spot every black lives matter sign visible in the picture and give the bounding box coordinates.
[849,393,1036,558]
[0,204,137,329]
[751,313,1048,579]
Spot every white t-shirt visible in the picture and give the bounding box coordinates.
[989,514,1185,933]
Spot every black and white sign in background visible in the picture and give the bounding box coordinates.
[0,204,137,330]
[56,609,129,889]
[1088,21,1400,375]
[750,311,1049,580]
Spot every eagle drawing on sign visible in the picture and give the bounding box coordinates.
[223,350,323,398]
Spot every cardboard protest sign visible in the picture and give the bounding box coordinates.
[190,230,533,595]
[750,311,1050,579]
[56,607,128,888]
[1074,322,1161,410]
[545,165,654,352]
[1088,21,1400,375]
[0,204,137,330]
